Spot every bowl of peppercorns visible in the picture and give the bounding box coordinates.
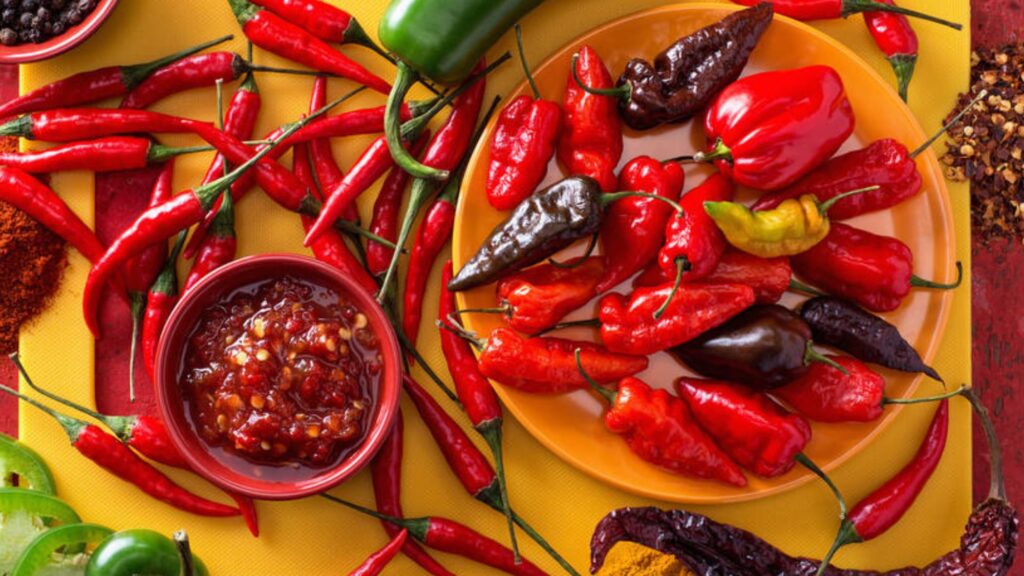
[0,0,118,63]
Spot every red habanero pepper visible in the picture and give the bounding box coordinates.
[865,0,918,102]
[0,108,213,142]
[0,137,209,174]
[1,370,239,518]
[0,166,105,263]
[370,412,456,576]
[695,66,855,191]
[367,134,430,277]
[558,47,623,192]
[251,0,388,57]
[728,0,961,29]
[575,358,747,486]
[675,377,810,478]
[791,222,963,313]
[227,0,391,95]
[816,400,950,572]
[488,257,605,334]
[596,157,685,294]
[487,25,562,211]
[143,232,186,382]
[635,251,792,305]
[182,190,237,293]
[597,283,756,356]
[307,76,360,225]
[348,530,408,576]
[0,35,232,120]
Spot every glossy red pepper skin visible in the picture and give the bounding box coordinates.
[228,0,390,94]
[604,377,747,486]
[751,139,922,220]
[703,66,855,191]
[367,134,430,277]
[675,377,811,478]
[637,250,791,304]
[865,0,918,101]
[0,137,159,173]
[598,283,756,355]
[402,195,455,345]
[6,108,211,142]
[121,52,246,109]
[597,157,685,293]
[496,257,606,334]
[775,355,886,422]
[142,239,182,383]
[791,222,914,312]
[0,166,105,263]
[420,518,546,576]
[478,328,649,393]
[182,212,236,292]
[306,76,360,225]
[558,46,623,192]
[252,0,367,45]
[487,94,563,210]
[658,172,733,282]
[125,162,175,295]
[349,530,408,576]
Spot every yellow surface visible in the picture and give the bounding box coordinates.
[16,0,970,574]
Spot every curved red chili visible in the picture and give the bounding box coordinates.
[121,52,250,110]
[306,76,360,225]
[348,530,408,576]
[0,137,207,174]
[182,193,237,293]
[558,46,623,192]
[864,0,918,101]
[367,134,430,277]
[251,0,387,57]
[0,108,212,142]
[143,232,186,382]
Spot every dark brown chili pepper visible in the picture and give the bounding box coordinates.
[575,4,772,130]
[800,296,942,382]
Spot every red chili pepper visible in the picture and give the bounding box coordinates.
[864,0,918,102]
[251,0,387,57]
[596,157,685,294]
[0,372,239,518]
[367,134,430,277]
[635,251,792,305]
[729,0,961,29]
[0,35,232,120]
[597,283,755,356]
[817,400,949,571]
[0,108,212,142]
[121,52,250,110]
[487,257,606,334]
[0,136,209,173]
[698,66,855,191]
[182,191,237,293]
[227,0,391,95]
[348,530,408,576]
[558,47,623,192]
[370,411,456,576]
[773,354,898,423]
[143,233,186,382]
[306,76,360,225]
[791,222,963,313]
[0,166,105,263]
[675,377,811,478]
[487,26,562,211]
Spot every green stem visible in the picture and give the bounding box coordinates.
[121,35,234,89]
[435,319,486,350]
[515,24,541,100]
[962,388,1006,501]
[911,90,988,158]
[883,385,966,405]
[481,426,520,564]
[128,292,145,403]
[842,0,962,30]
[549,234,598,268]
[147,144,216,163]
[386,63,449,182]
[574,349,616,404]
[654,257,690,320]
[692,138,733,165]
[394,326,460,406]
[814,519,860,576]
[804,342,848,374]
[910,262,963,290]
[817,186,879,215]
[174,530,195,576]
[532,318,601,337]
[788,278,824,297]
[570,53,630,101]
[889,54,916,103]
[511,510,581,576]
[795,452,858,576]
[6,354,87,442]
[600,191,685,215]
[319,493,431,542]
[455,306,510,317]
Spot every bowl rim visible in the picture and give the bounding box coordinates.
[0,0,119,64]
[154,253,401,500]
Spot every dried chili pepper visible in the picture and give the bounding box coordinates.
[673,304,840,390]
[0,137,210,174]
[636,251,792,305]
[487,25,562,210]
[367,134,430,278]
[0,35,232,120]
[227,0,391,95]
[693,66,855,191]
[597,157,686,294]
[864,0,917,102]
[449,175,683,292]
[0,108,212,142]
[791,222,963,313]
[3,363,239,518]
[348,530,408,576]
[575,4,772,131]
[730,0,961,29]
[559,47,623,192]
[597,283,756,356]
[142,231,186,383]
[800,296,942,382]
[251,0,388,58]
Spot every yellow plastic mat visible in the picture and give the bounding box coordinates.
[18,0,970,573]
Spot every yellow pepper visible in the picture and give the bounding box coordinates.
[703,186,878,258]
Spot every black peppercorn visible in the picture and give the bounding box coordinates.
[0,27,16,44]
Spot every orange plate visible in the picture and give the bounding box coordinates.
[453,3,956,504]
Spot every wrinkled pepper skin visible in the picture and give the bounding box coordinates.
[659,172,733,281]
[636,250,791,304]
[752,139,922,220]
[676,377,811,478]
[487,95,563,211]
[495,257,606,334]
[791,222,913,312]
[703,65,855,190]
[706,194,831,258]
[478,328,648,393]
[449,176,604,292]
[616,3,773,130]
[604,378,747,486]
[558,46,623,192]
[775,355,886,422]
[598,157,686,293]
[598,283,756,356]
[673,304,812,390]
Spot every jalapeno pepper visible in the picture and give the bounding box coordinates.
[86,529,209,576]
[0,489,81,574]
[695,66,855,191]
[559,47,623,192]
[12,523,113,576]
[0,433,55,495]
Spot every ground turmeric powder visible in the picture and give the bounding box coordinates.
[596,541,691,576]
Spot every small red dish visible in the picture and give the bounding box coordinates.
[155,254,401,500]
[0,0,119,64]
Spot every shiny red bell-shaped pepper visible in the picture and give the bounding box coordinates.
[558,46,623,192]
[700,66,855,191]
[487,95,562,210]
[636,250,792,305]
[774,354,886,422]
[675,377,811,478]
[658,172,734,284]
[494,257,606,334]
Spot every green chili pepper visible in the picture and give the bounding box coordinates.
[0,434,56,495]
[378,0,544,180]
[12,523,112,576]
[0,489,82,574]
[85,530,208,576]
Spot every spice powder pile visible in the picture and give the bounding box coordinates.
[943,44,1024,242]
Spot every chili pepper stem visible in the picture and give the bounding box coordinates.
[509,510,581,576]
[600,191,686,215]
[794,452,857,576]
[884,385,967,406]
[815,518,860,576]
[574,349,617,404]
[386,63,450,182]
[788,278,824,296]
[394,326,461,406]
[817,186,880,214]
[549,234,599,269]
[691,138,733,165]
[804,342,849,374]
[6,355,86,442]
[890,55,916,103]
[532,318,601,337]
[436,318,486,350]
[515,24,541,100]
[910,261,963,290]
[128,292,145,403]
[480,425,521,564]
[654,257,692,320]
[457,306,510,317]
[148,144,218,163]
[245,63,339,77]
[911,90,988,158]
[122,34,235,88]
[963,388,1006,500]
[174,530,195,576]
[570,53,630,102]
[842,0,962,30]
[319,493,430,542]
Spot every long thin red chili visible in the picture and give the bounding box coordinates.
[307,76,359,225]
[121,52,247,109]
[370,411,455,576]
[0,35,233,119]
[227,0,391,95]
[0,108,213,142]
[251,0,388,58]
[0,166,105,263]
[142,231,186,382]
[348,530,408,576]
[367,134,429,278]
[182,191,237,292]
[0,137,209,173]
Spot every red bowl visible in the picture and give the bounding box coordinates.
[155,254,402,500]
[0,0,119,64]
